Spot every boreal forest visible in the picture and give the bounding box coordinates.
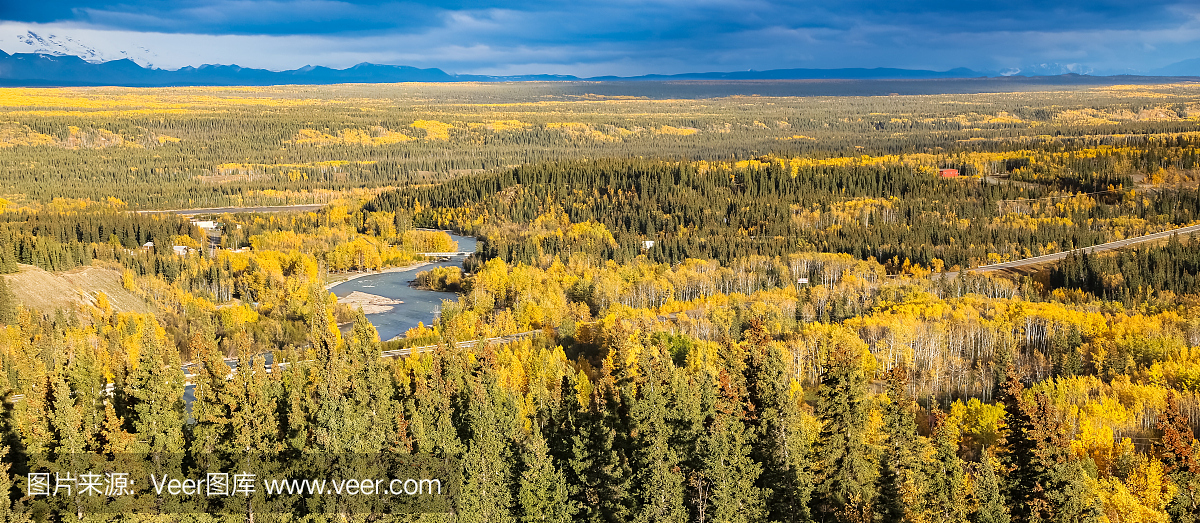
[0,79,1199,523]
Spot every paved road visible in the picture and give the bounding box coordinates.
[970,222,1200,273]
[381,330,542,357]
[138,204,327,215]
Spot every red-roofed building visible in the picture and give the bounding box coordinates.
[939,169,960,178]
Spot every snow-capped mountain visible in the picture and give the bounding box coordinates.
[4,31,158,68]
[999,63,1095,77]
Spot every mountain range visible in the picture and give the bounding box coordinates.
[2,49,1199,87]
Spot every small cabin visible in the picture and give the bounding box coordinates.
[172,245,193,256]
[939,169,960,178]
[141,241,154,250]
[191,220,219,230]
[642,240,656,250]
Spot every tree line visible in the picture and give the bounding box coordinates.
[367,158,1200,270]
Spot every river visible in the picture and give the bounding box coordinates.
[329,233,477,341]
[183,232,477,410]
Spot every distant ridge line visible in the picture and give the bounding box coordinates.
[2,50,1199,87]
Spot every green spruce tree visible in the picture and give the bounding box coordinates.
[127,320,186,455]
[343,310,399,453]
[745,319,814,523]
[188,327,232,461]
[48,371,85,457]
[457,367,518,523]
[517,423,574,523]
[927,410,968,523]
[0,277,16,326]
[971,449,1009,523]
[629,346,687,523]
[699,410,765,523]
[0,443,27,523]
[810,342,876,523]
[310,286,352,453]
[875,366,928,522]
[997,368,1042,523]
[569,381,633,523]
[999,368,1100,523]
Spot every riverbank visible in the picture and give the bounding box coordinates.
[338,291,403,314]
[326,233,477,341]
[323,261,432,290]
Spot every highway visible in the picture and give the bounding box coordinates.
[380,330,541,357]
[971,222,1200,273]
[138,204,327,216]
[176,330,542,386]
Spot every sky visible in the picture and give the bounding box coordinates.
[1,0,1200,76]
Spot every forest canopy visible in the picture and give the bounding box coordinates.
[1,81,1200,523]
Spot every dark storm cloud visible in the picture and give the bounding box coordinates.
[6,0,1189,36]
[4,0,445,35]
[2,0,1199,74]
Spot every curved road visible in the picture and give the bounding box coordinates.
[971,223,1200,273]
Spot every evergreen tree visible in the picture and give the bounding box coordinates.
[997,368,1042,523]
[569,383,633,523]
[280,345,315,453]
[0,443,26,523]
[1026,394,1102,523]
[96,402,135,456]
[0,243,17,274]
[64,335,105,454]
[874,460,905,523]
[228,351,282,453]
[629,346,687,523]
[927,410,968,523]
[189,327,232,461]
[971,449,1009,523]
[457,369,518,523]
[310,286,352,453]
[745,319,813,523]
[127,320,186,455]
[670,367,718,523]
[998,368,1100,523]
[546,374,584,491]
[394,210,413,238]
[875,367,928,522]
[403,346,465,459]
[343,310,398,453]
[810,341,876,523]
[517,423,574,523]
[11,361,52,465]
[699,411,765,523]
[0,277,15,326]
[123,318,186,515]
[47,372,85,457]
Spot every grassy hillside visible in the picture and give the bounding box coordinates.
[3,263,149,315]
